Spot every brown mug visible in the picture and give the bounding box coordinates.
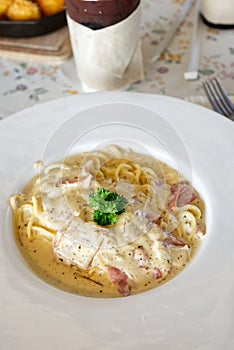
[65,0,140,29]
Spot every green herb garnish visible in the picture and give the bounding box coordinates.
[89,188,128,226]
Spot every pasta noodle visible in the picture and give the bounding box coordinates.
[10,145,206,298]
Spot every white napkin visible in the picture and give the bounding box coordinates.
[67,4,144,91]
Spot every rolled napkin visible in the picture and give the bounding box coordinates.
[200,0,234,26]
[65,0,144,91]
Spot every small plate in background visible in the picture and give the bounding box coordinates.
[0,10,66,38]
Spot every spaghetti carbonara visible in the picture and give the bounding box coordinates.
[10,145,206,297]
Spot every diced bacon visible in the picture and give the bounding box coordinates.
[168,196,177,211]
[177,186,196,207]
[107,266,130,297]
[155,216,162,225]
[60,180,78,187]
[162,232,185,247]
[168,182,196,210]
[108,266,127,283]
[145,213,160,222]
[152,267,162,279]
[118,275,128,289]
[147,216,162,226]
[196,225,206,238]
[119,289,131,297]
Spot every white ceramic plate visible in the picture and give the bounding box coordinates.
[0,92,234,350]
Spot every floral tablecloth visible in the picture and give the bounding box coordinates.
[0,0,233,120]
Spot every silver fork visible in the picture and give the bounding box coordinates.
[203,77,234,121]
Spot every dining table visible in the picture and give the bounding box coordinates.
[0,0,233,121]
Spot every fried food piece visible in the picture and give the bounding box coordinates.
[36,0,64,16]
[7,0,41,21]
[0,0,13,18]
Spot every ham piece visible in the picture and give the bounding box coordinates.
[162,232,185,247]
[168,182,196,210]
[107,266,130,297]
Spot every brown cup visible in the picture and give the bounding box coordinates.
[65,0,140,29]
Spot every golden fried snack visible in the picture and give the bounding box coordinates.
[36,0,64,16]
[0,0,13,18]
[7,0,42,21]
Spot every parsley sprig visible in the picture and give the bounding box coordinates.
[89,188,128,226]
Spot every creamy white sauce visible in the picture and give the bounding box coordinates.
[12,146,206,298]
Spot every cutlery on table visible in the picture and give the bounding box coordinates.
[203,77,234,121]
[184,0,200,80]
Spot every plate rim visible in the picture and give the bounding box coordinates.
[0,91,234,350]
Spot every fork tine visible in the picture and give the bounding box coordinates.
[213,77,234,113]
[203,81,226,115]
[210,79,233,116]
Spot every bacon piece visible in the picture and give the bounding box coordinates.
[107,266,130,297]
[162,232,185,247]
[168,182,196,210]
[168,198,177,211]
[196,225,206,238]
[145,213,161,224]
[59,180,78,189]
[107,266,127,283]
[152,267,162,279]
